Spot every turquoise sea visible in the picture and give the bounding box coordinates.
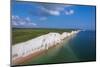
[24,31,96,65]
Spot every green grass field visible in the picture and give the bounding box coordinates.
[12,28,77,45]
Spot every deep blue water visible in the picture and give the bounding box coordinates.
[24,31,96,65]
[68,31,96,61]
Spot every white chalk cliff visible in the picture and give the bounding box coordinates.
[12,30,80,61]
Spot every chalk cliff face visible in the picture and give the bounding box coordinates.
[12,30,80,61]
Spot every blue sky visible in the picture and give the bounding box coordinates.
[11,1,96,30]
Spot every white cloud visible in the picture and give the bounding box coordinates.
[26,17,31,21]
[41,6,61,16]
[65,9,74,15]
[28,22,37,26]
[19,21,26,25]
[49,10,60,16]
[39,17,47,21]
[12,21,18,26]
[40,5,74,16]
[12,16,37,28]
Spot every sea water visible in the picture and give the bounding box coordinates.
[23,31,96,65]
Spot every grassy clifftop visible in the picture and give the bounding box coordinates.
[12,28,77,45]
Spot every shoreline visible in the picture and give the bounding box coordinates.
[12,43,60,65]
[12,30,80,65]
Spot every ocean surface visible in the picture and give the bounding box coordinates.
[24,31,96,65]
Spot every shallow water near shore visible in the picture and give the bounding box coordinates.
[23,31,96,65]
